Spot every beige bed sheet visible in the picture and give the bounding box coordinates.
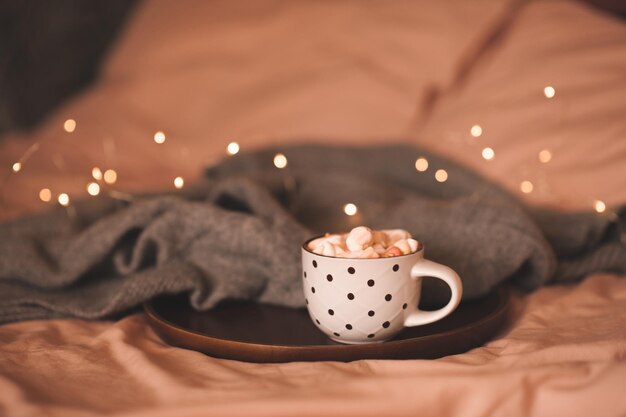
[1,273,625,417]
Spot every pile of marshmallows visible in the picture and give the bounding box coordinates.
[307,226,419,258]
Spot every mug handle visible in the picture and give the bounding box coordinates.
[404,259,463,327]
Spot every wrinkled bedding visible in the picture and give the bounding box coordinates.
[1,0,625,415]
[1,274,625,417]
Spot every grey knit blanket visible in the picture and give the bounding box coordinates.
[0,144,624,323]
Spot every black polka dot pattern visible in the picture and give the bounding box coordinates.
[305,255,412,341]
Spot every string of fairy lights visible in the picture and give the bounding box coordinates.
[2,84,612,217]
[411,84,608,214]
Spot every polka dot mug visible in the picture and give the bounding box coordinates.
[302,238,463,344]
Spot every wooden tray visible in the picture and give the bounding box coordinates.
[144,286,511,363]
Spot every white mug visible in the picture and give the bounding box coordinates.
[302,238,463,344]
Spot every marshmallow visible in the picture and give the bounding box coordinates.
[313,241,336,257]
[324,234,344,246]
[372,243,387,255]
[358,247,380,258]
[308,226,419,259]
[334,245,346,255]
[343,250,364,258]
[345,226,373,252]
[308,234,345,253]
[382,229,411,245]
[383,246,403,257]
[393,239,412,255]
[308,236,327,250]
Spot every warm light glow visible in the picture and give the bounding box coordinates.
[174,176,184,189]
[435,169,448,182]
[39,188,52,202]
[273,153,288,169]
[343,203,358,216]
[58,193,70,206]
[544,86,556,98]
[92,167,103,180]
[12,162,21,172]
[538,149,552,163]
[520,180,534,194]
[64,119,76,133]
[470,125,483,138]
[482,147,495,160]
[87,182,100,196]
[154,131,166,144]
[415,157,429,172]
[227,142,240,155]
[594,200,606,213]
[103,169,117,184]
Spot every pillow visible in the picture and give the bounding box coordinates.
[415,0,626,211]
[0,0,518,219]
[102,0,521,143]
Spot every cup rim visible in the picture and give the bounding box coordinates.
[302,234,423,260]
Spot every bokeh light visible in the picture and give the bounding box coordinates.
[520,180,534,194]
[154,131,166,144]
[544,86,556,98]
[227,142,240,155]
[273,153,288,169]
[63,119,76,133]
[103,169,117,184]
[343,203,358,216]
[538,149,552,163]
[415,157,429,172]
[470,125,483,138]
[594,200,606,213]
[39,188,52,202]
[87,182,100,196]
[92,167,103,180]
[58,193,70,206]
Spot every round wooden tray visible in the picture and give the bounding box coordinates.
[144,286,511,363]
